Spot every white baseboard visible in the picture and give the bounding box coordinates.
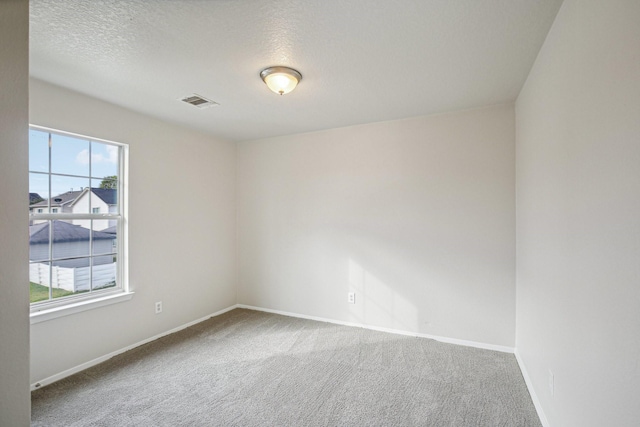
[32,303,517,392]
[31,304,239,391]
[515,349,550,427]
[237,304,515,353]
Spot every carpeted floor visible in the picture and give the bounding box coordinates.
[32,308,541,426]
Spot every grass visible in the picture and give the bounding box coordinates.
[29,282,115,303]
[30,282,75,303]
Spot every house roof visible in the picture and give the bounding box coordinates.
[101,225,117,235]
[29,220,116,244]
[30,190,83,208]
[30,188,116,209]
[90,188,117,205]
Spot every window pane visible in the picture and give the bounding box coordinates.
[51,133,90,177]
[50,175,91,214]
[91,142,119,179]
[29,262,51,303]
[92,179,118,214]
[29,130,49,173]
[92,255,117,291]
[29,220,50,262]
[92,220,117,255]
[52,259,88,299]
[52,220,90,261]
[29,173,49,213]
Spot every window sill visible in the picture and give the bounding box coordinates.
[30,291,134,325]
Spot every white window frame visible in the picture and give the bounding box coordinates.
[29,126,131,322]
[92,207,100,214]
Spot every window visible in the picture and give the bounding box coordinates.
[28,127,127,312]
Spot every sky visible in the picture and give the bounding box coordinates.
[29,129,119,201]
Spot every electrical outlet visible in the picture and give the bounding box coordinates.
[348,292,356,304]
[155,301,163,314]
[548,370,554,396]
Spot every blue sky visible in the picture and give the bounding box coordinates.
[29,129,119,199]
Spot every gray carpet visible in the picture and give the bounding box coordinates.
[32,309,541,426]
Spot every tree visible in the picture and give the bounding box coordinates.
[29,193,44,205]
[99,175,118,189]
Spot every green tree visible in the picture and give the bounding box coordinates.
[29,193,44,205]
[99,175,118,189]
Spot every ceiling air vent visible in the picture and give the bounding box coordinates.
[179,94,219,109]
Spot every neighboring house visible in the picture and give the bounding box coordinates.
[29,220,116,292]
[29,189,84,222]
[101,225,117,234]
[29,220,115,268]
[30,187,117,230]
[98,225,118,257]
[71,187,117,230]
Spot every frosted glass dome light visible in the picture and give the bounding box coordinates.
[260,66,302,95]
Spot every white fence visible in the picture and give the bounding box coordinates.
[30,262,117,292]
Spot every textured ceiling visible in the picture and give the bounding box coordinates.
[30,0,563,142]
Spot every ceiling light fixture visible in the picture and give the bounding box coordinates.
[260,66,302,95]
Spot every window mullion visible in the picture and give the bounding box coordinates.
[48,220,53,301]
[89,141,92,213]
[47,132,51,214]
[89,219,94,293]
[30,213,122,221]
[47,132,52,301]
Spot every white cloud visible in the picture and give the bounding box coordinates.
[76,145,118,165]
[76,149,90,165]
[104,145,118,163]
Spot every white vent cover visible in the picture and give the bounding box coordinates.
[179,94,219,109]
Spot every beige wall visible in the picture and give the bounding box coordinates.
[29,79,237,383]
[0,0,30,425]
[238,105,516,347]
[515,0,640,425]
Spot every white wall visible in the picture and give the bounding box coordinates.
[29,79,237,383]
[0,0,30,425]
[238,105,516,347]
[515,1,640,426]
